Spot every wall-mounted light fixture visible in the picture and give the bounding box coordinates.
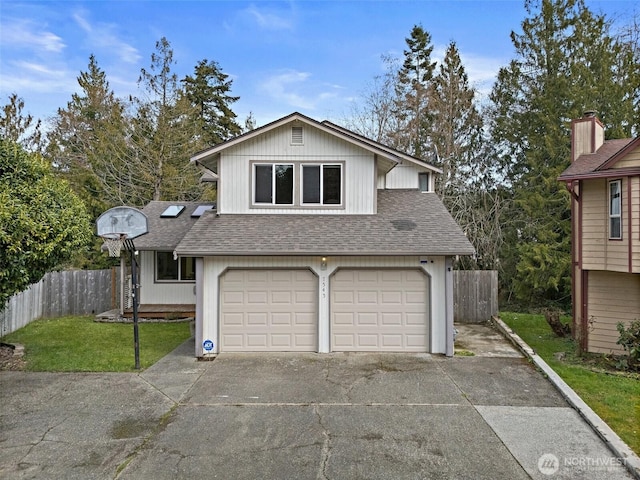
[321,257,327,271]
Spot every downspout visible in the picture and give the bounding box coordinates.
[564,180,586,352]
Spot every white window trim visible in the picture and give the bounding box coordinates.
[252,163,295,206]
[301,163,343,206]
[609,179,622,240]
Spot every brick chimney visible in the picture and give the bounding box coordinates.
[571,110,604,162]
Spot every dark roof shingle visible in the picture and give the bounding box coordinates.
[175,190,474,256]
[133,201,215,250]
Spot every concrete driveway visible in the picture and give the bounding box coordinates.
[0,328,634,479]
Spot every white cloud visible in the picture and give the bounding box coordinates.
[244,4,294,30]
[0,20,65,53]
[72,10,141,64]
[258,70,348,113]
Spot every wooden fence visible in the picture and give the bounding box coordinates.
[1,268,497,336]
[454,270,498,323]
[0,269,116,337]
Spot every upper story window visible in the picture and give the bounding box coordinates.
[418,172,430,192]
[254,164,294,205]
[609,179,622,239]
[302,164,342,205]
[156,252,196,282]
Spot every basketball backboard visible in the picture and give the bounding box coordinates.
[96,206,148,240]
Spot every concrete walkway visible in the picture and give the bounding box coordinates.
[0,324,637,479]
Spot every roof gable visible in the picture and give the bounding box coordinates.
[190,112,439,175]
[559,137,638,181]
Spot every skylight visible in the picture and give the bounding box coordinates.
[160,205,185,218]
[191,205,215,217]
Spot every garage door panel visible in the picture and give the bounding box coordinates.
[220,269,317,352]
[381,312,402,325]
[331,269,429,352]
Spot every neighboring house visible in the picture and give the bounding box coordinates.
[136,112,474,357]
[558,112,640,354]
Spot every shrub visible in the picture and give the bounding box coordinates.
[616,320,640,371]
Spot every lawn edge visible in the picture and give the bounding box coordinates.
[493,316,640,480]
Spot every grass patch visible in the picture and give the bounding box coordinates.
[500,312,640,456]
[1,316,191,372]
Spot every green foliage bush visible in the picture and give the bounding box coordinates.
[616,320,640,371]
[0,138,92,307]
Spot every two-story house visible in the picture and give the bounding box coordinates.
[134,112,474,358]
[559,112,640,354]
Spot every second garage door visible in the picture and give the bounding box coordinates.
[220,269,317,352]
[331,269,429,352]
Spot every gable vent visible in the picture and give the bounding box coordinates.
[291,126,303,145]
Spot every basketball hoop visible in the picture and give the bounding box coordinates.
[101,233,126,257]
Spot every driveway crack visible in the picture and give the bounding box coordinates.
[314,405,331,480]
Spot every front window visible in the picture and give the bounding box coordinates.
[254,164,294,205]
[609,180,622,239]
[156,252,196,282]
[418,172,430,192]
[301,164,342,205]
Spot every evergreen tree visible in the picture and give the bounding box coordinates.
[430,42,503,271]
[0,93,44,153]
[488,0,640,306]
[182,59,241,147]
[393,25,437,157]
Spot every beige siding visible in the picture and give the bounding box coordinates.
[218,123,376,214]
[581,178,629,272]
[632,176,640,272]
[611,145,640,169]
[587,270,640,353]
[581,180,606,269]
[139,251,196,304]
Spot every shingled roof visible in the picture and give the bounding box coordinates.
[133,201,215,251]
[559,138,636,181]
[175,190,474,257]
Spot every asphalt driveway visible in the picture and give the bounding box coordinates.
[0,332,634,479]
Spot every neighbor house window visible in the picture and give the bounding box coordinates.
[156,252,196,282]
[418,172,430,192]
[254,164,294,205]
[609,180,622,239]
[301,164,342,205]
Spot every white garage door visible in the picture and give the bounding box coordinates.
[331,269,429,352]
[220,269,317,352]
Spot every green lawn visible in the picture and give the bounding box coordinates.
[1,316,192,372]
[500,312,640,456]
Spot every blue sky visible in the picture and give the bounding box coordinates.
[0,0,637,129]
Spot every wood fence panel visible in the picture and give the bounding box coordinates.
[1,269,115,336]
[453,270,498,323]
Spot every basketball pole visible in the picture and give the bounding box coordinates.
[125,239,141,370]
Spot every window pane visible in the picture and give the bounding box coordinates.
[275,164,293,204]
[611,217,621,239]
[302,165,321,203]
[255,165,272,203]
[180,257,196,281]
[419,173,429,192]
[610,181,620,215]
[323,165,341,204]
[157,252,178,280]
